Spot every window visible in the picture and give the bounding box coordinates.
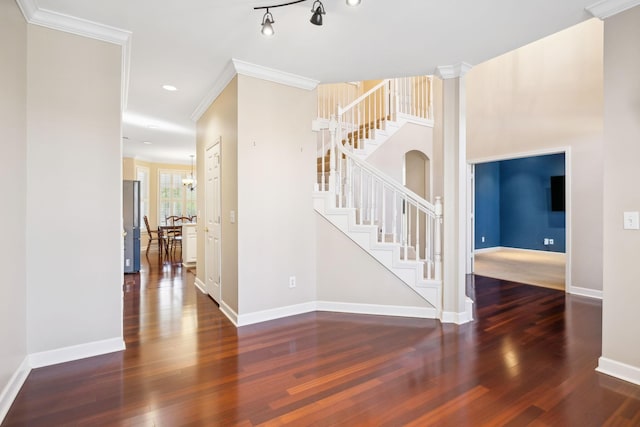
[158,169,197,224]
[136,166,150,224]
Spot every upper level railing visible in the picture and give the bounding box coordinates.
[317,76,433,121]
[317,76,433,152]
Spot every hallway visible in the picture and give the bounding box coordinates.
[3,252,640,425]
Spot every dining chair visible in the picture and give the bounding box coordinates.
[167,216,186,253]
[143,215,160,253]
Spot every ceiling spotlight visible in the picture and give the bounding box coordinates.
[346,0,361,6]
[261,9,275,37]
[310,0,325,26]
[162,84,177,91]
[254,0,337,35]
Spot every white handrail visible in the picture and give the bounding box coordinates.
[336,139,435,214]
[338,79,389,115]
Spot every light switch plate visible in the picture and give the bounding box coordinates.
[230,210,236,224]
[623,211,640,230]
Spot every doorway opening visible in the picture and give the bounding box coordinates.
[469,149,570,291]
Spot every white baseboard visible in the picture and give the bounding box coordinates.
[0,357,31,424]
[440,297,474,324]
[597,357,640,386]
[474,246,503,254]
[28,337,125,369]
[568,286,603,300]
[475,246,565,256]
[316,301,437,319]
[194,277,206,294]
[220,301,239,327]
[236,302,316,327]
[233,301,439,327]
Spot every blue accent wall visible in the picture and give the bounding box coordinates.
[474,153,565,253]
[475,162,501,249]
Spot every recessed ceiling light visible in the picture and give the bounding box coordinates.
[147,125,158,129]
[143,141,152,145]
[162,85,177,91]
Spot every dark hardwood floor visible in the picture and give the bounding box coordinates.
[3,250,640,426]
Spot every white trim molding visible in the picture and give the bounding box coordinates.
[227,300,442,328]
[236,302,316,327]
[436,63,473,80]
[586,0,640,19]
[28,338,125,369]
[190,60,237,122]
[15,0,132,109]
[232,59,319,91]
[220,301,240,327]
[568,286,603,300]
[0,358,31,424]
[316,301,437,319]
[194,277,207,294]
[440,297,474,324]
[597,357,640,386]
[191,58,320,122]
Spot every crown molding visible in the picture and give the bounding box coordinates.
[15,0,132,109]
[191,58,320,122]
[586,0,640,19]
[190,60,238,122]
[435,62,473,80]
[16,0,131,44]
[231,59,320,91]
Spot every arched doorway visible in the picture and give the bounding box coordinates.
[404,150,430,201]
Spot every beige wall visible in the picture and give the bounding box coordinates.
[367,122,435,198]
[196,76,239,313]
[0,0,27,403]
[237,75,317,315]
[466,18,604,291]
[26,25,122,353]
[316,216,433,308]
[122,157,136,180]
[601,5,640,376]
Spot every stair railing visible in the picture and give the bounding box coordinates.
[338,80,392,152]
[323,116,442,282]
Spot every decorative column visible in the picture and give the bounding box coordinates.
[436,63,473,324]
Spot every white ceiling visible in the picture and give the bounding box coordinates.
[28,0,604,164]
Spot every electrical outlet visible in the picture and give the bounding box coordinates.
[544,238,549,245]
[549,239,554,245]
[289,276,296,288]
[481,236,485,243]
[125,259,131,267]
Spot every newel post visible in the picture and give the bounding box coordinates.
[434,196,443,281]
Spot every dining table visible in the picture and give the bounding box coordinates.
[157,224,187,255]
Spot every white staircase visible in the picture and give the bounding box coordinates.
[313,77,442,314]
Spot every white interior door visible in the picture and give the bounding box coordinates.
[205,140,222,303]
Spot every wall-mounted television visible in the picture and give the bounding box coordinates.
[550,175,565,212]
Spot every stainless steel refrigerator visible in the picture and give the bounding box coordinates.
[123,180,141,273]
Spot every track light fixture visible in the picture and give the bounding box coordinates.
[261,9,275,36]
[254,0,358,36]
[309,0,326,26]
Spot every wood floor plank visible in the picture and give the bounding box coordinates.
[2,251,640,426]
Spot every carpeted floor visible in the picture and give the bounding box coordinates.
[474,247,565,290]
